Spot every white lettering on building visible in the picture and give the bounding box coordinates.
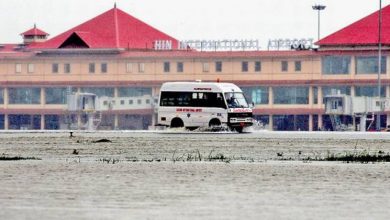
[154,40,173,50]
[153,39,261,51]
[267,38,314,50]
[179,39,260,51]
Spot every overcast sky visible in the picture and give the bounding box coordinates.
[0,0,388,47]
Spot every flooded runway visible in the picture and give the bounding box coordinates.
[1,131,390,219]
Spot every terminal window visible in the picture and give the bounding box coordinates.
[15,64,22,73]
[215,61,222,72]
[295,61,301,72]
[242,61,248,72]
[52,63,59,73]
[45,88,69,104]
[177,62,184,72]
[27,64,34,73]
[273,86,309,104]
[64,63,71,74]
[202,62,209,72]
[356,56,386,74]
[322,56,351,75]
[0,89,3,104]
[101,63,108,73]
[138,63,145,73]
[89,63,95,73]
[164,62,170,72]
[313,87,318,104]
[126,63,133,73]
[281,61,288,72]
[255,61,261,72]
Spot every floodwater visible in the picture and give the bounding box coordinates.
[1,131,390,219]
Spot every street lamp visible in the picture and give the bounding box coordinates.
[312,4,326,41]
[376,0,383,131]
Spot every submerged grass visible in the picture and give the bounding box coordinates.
[324,150,390,163]
[98,158,120,164]
[97,149,255,164]
[0,155,41,161]
[170,149,257,163]
[296,149,390,163]
[172,149,236,163]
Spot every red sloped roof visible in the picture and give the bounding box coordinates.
[29,7,179,49]
[317,4,390,46]
[21,26,48,36]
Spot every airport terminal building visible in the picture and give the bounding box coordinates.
[0,5,389,131]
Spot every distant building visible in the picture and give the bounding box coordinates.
[0,5,389,131]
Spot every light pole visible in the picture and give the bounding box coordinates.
[376,0,383,131]
[312,4,326,41]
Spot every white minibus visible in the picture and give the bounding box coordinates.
[157,82,253,132]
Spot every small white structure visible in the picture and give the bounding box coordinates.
[98,95,154,111]
[67,93,99,112]
[66,92,155,130]
[67,93,101,130]
[324,91,389,131]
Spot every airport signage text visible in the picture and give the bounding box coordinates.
[154,39,260,51]
[267,38,314,50]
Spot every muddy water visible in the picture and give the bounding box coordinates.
[1,131,390,219]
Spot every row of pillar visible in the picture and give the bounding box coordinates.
[1,113,388,131]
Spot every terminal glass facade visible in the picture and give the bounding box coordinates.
[0,89,3,104]
[8,88,41,104]
[322,86,351,96]
[118,87,152,97]
[356,56,386,74]
[0,115,4,129]
[9,114,41,130]
[45,87,76,104]
[355,86,386,97]
[273,87,309,104]
[80,87,114,97]
[273,115,309,131]
[322,86,351,103]
[45,115,60,130]
[242,87,269,105]
[322,56,351,74]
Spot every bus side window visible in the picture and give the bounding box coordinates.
[201,93,208,107]
[182,93,191,106]
[217,93,226,109]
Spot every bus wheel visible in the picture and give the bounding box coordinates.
[186,127,198,131]
[171,118,184,128]
[230,126,243,133]
[235,127,243,133]
[209,119,221,127]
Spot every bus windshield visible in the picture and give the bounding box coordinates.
[225,92,249,108]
